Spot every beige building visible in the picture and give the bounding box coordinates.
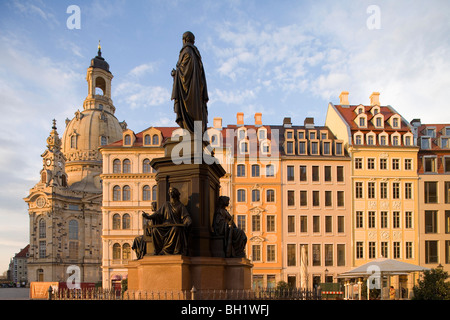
[280,117,351,288]
[24,47,125,284]
[412,120,450,270]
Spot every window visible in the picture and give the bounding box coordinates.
[313,191,320,207]
[144,134,151,145]
[356,242,364,259]
[299,141,307,154]
[122,185,131,201]
[39,241,46,258]
[380,182,388,199]
[267,215,275,232]
[113,243,121,260]
[325,191,332,207]
[124,135,131,145]
[446,182,450,203]
[113,186,121,201]
[393,117,399,128]
[238,129,246,140]
[338,216,345,233]
[122,214,131,229]
[286,141,294,154]
[367,158,375,170]
[113,214,121,229]
[392,135,399,146]
[267,245,276,262]
[288,216,295,233]
[427,128,436,137]
[325,216,332,233]
[39,219,46,239]
[393,211,400,228]
[356,211,364,228]
[258,129,267,140]
[381,242,388,258]
[380,158,387,170]
[368,182,376,199]
[392,159,400,170]
[312,244,321,266]
[100,136,107,146]
[335,142,343,155]
[325,244,333,266]
[68,220,78,240]
[376,117,382,127]
[113,159,121,173]
[252,245,261,262]
[300,166,307,181]
[337,166,344,182]
[152,185,157,200]
[393,242,401,259]
[424,157,436,173]
[123,243,131,262]
[287,244,296,266]
[300,191,307,206]
[355,135,362,145]
[369,242,376,259]
[380,135,387,146]
[446,158,450,173]
[251,215,261,232]
[404,159,412,170]
[287,190,295,206]
[71,135,77,149]
[287,166,294,181]
[300,216,307,233]
[251,164,260,177]
[442,137,450,149]
[237,189,246,202]
[381,211,388,228]
[324,166,332,182]
[251,189,260,202]
[337,244,345,266]
[425,241,438,263]
[266,164,275,177]
[424,181,438,203]
[392,182,400,199]
[355,182,363,199]
[152,134,159,145]
[405,211,413,229]
[123,159,131,173]
[359,117,365,127]
[405,183,412,199]
[406,242,413,259]
[405,135,411,146]
[309,131,316,139]
[368,211,376,228]
[310,141,318,155]
[237,215,246,231]
[337,191,344,207]
[425,211,438,234]
[143,185,151,201]
[237,164,245,177]
[367,135,374,145]
[143,159,152,173]
[313,216,320,232]
[421,137,431,149]
[240,141,248,153]
[312,166,319,181]
[266,189,275,202]
[323,142,331,155]
[355,158,363,169]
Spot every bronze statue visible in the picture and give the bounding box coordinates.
[132,188,192,258]
[171,31,208,134]
[212,196,247,258]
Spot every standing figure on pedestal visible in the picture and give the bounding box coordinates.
[144,187,192,255]
[212,196,247,258]
[171,31,209,134]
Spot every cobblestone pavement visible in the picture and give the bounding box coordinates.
[0,288,29,300]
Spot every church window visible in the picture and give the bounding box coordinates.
[122,185,131,201]
[113,186,121,201]
[39,219,46,238]
[123,159,131,173]
[152,134,159,145]
[68,220,79,240]
[113,159,121,173]
[71,135,77,149]
[112,214,121,229]
[122,214,131,229]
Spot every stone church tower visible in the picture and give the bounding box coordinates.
[24,46,125,284]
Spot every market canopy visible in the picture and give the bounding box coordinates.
[338,258,430,278]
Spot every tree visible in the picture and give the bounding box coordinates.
[412,268,450,300]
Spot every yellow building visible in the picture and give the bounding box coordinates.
[326,92,419,296]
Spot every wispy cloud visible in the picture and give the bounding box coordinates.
[11,0,59,27]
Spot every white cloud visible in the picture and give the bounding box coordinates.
[128,62,158,78]
[115,81,170,109]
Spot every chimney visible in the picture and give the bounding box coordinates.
[339,91,349,105]
[304,117,315,129]
[254,113,262,126]
[213,117,222,129]
[370,92,380,106]
[410,119,421,127]
[283,117,292,128]
[237,112,244,126]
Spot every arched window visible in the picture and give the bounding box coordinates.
[152,134,159,145]
[251,164,260,177]
[123,159,131,173]
[252,189,261,202]
[39,219,46,238]
[68,220,79,240]
[122,214,131,229]
[143,159,151,173]
[71,135,77,149]
[124,134,131,145]
[266,189,275,202]
[122,185,131,201]
[41,171,47,184]
[266,164,275,177]
[152,185,157,200]
[61,174,67,187]
[237,189,246,202]
[113,186,121,201]
[122,243,131,261]
[100,136,107,146]
[113,243,121,260]
[112,214,121,230]
[143,185,151,201]
[113,159,121,173]
[237,164,245,177]
[144,134,151,145]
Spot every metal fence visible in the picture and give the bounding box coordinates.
[49,287,322,301]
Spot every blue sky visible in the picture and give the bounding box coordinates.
[0,0,449,274]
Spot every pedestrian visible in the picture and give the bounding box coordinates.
[389,286,396,300]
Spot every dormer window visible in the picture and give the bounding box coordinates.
[260,140,270,154]
[309,131,316,140]
[404,133,413,146]
[359,117,365,127]
[144,134,151,145]
[356,106,364,114]
[258,128,267,140]
[426,128,436,138]
[390,115,401,129]
[237,128,247,140]
[421,137,431,149]
[445,127,450,136]
[152,134,159,145]
[240,140,249,154]
[124,134,131,145]
[297,130,305,139]
[335,141,343,155]
[354,134,363,145]
[367,135,375,146]
[379,132,388,146]
[286,130,294,139]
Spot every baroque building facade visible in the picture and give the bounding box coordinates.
[24,47,125,283]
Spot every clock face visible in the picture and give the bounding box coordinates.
[46,159,51,166]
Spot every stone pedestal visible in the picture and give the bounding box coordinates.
[127,255,252,292]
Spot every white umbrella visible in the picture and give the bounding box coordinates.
[300,245,308,290]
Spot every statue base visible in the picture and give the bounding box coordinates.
[126,255,252,292]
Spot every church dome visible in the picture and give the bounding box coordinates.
[90,49,110,72]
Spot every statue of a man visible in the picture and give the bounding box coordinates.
[171,31,208,134]
[143,187,192,255]
[212,196,247,258]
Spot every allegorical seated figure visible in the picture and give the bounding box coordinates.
[132,187,192,258]
[212,196,247,258]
